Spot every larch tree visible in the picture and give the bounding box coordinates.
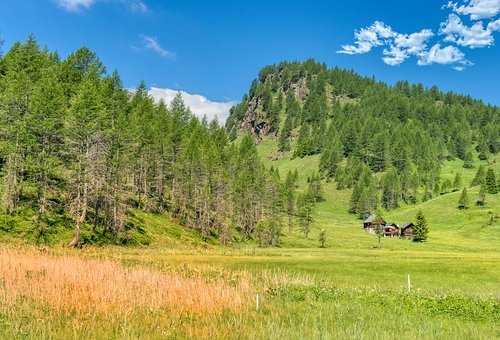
[413,210,429,242]
[484,168,498,194]
[65,71,108,247]
[296,193,313,238]
[471,165,486,187]
[476,184,486,207]
[458,188,469,209]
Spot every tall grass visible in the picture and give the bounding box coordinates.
[0,247,499,339]
[0,247,250,316]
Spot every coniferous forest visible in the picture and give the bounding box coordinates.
[227,60,500,217]
[1,39,499,247]
[0,37,291,246]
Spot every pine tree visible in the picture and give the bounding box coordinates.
[231,134,265,238]
[268,92,281,134]
[294,124,311,157]
[349,165,375,215]
[349,181,363,214]
[477,141,489,160]
[441,179,452,194]
[278,114,293,152]
[458,188,469,209]
[357,185,378,219]
[368,132,390,172]
[65,73,107,247]
[422,185,432,202]
[283,171,296,233]
[381,168,401,210]
[484,168,498,194]
[463,150,474,168]
[413,210,429,242]
[476,184,486,206]
[319,137,343,179]
[453,172,462,191]
[471,165,486,187]
[296,193,313,238]
[285,93,301,128]
[306,173,323,203]
[433,180,441,197]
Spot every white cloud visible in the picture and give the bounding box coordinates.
[447,0,500,20]
[488,18,500,30]
[382,29,435,65]
[338,21,396,55]
[339,23,434,66]
[383,46,409,66]
[55,0,148,12]
[148,87,236,123]
[394,30,435,54]
[339,0,500,70]
[418,44,472,70]
[56,0,95,11]
[141,36,175,59]
[441,14,495,48]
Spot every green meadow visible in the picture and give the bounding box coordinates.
[1,139,499,340]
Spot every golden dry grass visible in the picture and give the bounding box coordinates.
[0,247,251,316]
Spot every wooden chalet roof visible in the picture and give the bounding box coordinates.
[363,214,386,225]
[402,223,415,229]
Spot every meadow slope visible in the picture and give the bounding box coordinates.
[0,139,499,339]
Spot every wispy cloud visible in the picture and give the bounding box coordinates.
[55,0,148,13]
[141,36,175,59]
[128,0,148,13]
[56,0,95,12]
[339,0,500,70]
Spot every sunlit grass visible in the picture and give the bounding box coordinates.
[1,246,498,339]
[0,247,250,316]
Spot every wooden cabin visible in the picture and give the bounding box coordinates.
[384,223,400,237]
[363,214,386,233]
[363,216,415,239]
[401,223,415,238]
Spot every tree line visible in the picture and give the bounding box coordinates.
[0,37,309,246]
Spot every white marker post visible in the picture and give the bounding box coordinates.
[407,274,411,293]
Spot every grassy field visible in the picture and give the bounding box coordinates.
[1,245,498,339]
[0,139,499,339]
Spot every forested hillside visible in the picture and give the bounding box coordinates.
[226,60,500,217]
[0,37,288,246]
[1,40,498,248]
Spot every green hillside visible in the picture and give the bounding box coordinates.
[256,136,500,252]
[225,59,500,253]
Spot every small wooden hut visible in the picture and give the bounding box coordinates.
[363,214,386,233]
[401,223,415,238]
[384,223,400,237]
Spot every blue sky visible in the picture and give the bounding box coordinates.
[1,0,499,120]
